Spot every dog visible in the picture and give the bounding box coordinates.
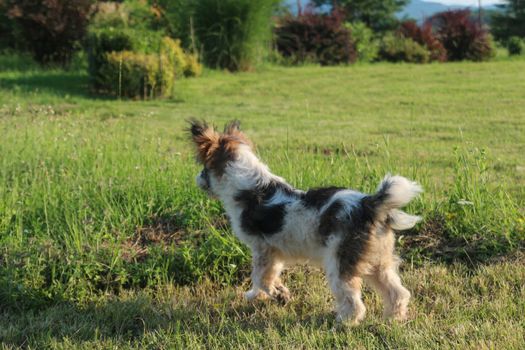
[189,120,422,324]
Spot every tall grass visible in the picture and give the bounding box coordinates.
[0,111,523,310]
[193,0,278,71]
[1,58,524,310]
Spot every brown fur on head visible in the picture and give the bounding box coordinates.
[189,119,251,175]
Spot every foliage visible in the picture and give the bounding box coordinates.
[312,0,409,32]
[86,33,200,98]
[378,33,430,63]
[426,10,495,62]
[192,0,278,71]
[99,50,173,99]
[85,27,161,90]
[345,21,379,62]
[0,0,20,51]
[507,36,524,56]
[275,9,357,66]
[5,0,93,66]
[491,0,525,43]
[154,0,196,49]
[161,37,202,78]
[89,0,165,31]
[398,20,447,62]
[85,1,201,98]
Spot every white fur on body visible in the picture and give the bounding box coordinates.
[199,144,421,324]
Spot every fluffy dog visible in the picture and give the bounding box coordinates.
[189,120,422,324]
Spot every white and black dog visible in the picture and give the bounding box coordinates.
[189,120,422,324]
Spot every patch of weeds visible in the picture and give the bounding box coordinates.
[401,146,524,264]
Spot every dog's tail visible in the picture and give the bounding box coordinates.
[363,175,422,230]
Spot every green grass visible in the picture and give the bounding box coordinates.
[1,56,524,348]
[2,260,524,349]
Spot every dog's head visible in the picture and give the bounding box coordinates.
[188,119,253,196]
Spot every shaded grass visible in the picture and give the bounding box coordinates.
[1,258,524,348]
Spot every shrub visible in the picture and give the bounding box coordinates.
[275,9,357,66]
[5,0,93,66]
[345,21,379,62]
[160,37,202,77]
[426,10,494,62]
[98,50,174,99]
[193,0,278,71]
[84,1,202,98]
[507,36,524,56]
[378,33,430,63]
[85,27,166,91]
[86,29,201,97]
[398,20,446,62]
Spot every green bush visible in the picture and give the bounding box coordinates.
[160,37,202,77]
[378,33,430,63]
[345,21,379,62]
[86,32,201,98]
[86,28,135,90]
[193,0,278,71]
[507,36,524,56]
[98,50,174,99]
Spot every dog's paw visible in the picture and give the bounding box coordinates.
[244,289,260,301]
[335,313,365,326]
[335,304,366,326]
[273,284,291,306]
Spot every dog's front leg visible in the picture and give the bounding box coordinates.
[244,247,290,305]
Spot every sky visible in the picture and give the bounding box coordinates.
[433,0,503,5]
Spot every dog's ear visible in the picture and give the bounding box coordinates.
[223,120,252,148]
[224,120,241,134]
[188,119,220,164]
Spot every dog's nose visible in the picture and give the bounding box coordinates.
[196,172,208,190]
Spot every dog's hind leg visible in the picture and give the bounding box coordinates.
[365,259,410,321]
[245,246,290,305]
[327,272,366,325]
[325,255,366,324]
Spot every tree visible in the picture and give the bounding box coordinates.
[491,0,525,42]
[312,0,409,32]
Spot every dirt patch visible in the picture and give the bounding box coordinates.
[121,216,190,262]
[399,213,518,265]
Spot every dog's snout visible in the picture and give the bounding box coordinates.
[196,168,211,191]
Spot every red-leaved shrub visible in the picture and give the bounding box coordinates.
[6,0,93,66]
[398,20,446,62]
[425,10,494,62]
[275,8,356,66]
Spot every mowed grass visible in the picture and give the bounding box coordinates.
[1,57,525,348]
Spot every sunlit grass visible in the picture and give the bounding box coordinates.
[1,56,524,348]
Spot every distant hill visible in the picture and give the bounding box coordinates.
[283,0,501,23]
[398,0,500,22]
[398,0,464,21]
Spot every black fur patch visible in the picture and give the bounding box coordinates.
[235,181,299,236]
[318,200,344,244]
[337,203,374,278]
[302,187,344,209]
[201,168,211,188]
[335,194,389,278]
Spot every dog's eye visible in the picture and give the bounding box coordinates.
[201,168,211,187]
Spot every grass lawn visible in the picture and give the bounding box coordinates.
[1,57,524,348]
